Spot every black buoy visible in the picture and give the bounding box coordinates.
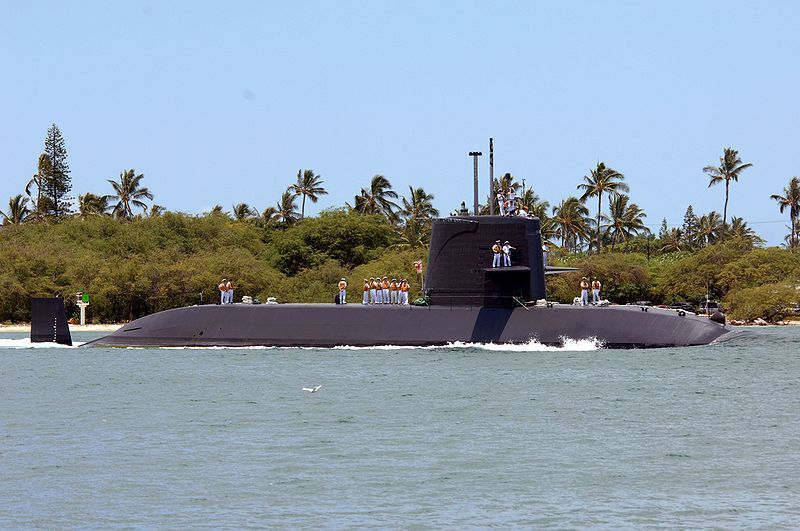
[710,311,726,325]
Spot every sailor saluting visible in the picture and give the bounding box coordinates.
[502,240,515,267]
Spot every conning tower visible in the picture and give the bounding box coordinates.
[425,216,546,307]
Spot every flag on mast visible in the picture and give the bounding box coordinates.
[413,260,423,272]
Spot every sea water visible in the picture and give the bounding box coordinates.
[1,328,798,528]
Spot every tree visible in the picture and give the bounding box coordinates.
[290,169,327,219]
[695,211,723,246]
[682,205,699,247]
[260,206,280,225]
[605,194,648,250]
[400,186,439,246]
[41,124,73,217]
[552,196,590,252]
[78,193,109,218]
[232,203,258,220]
[353,175,399,219]
[770,176,800,249]
[577,162,628,252]
[276,191,299,225]
[658,218,669,240]
[703,147,753,234]
[105,169,154,219]
[519,188,550,219]
[660,227,685,253]
[0,194,30,225]
[727,216,763,246]
[25,154,53,220]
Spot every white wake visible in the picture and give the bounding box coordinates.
[0,338,84,349]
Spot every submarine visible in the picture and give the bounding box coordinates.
[82,215,733,349]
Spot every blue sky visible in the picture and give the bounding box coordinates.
[2,1,798,244]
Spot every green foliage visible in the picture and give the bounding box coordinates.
[2,210,798,324]
[726,282,800,322]
[652,238,755,303]
[264,210,397,275]
[546,253,650,303]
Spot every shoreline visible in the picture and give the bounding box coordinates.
[0,324,122,333]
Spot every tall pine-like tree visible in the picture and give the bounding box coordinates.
[658,218,669,240]
[42,123,72,217]
[682,205,698,246]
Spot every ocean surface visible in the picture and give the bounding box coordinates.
[1,328,799,529]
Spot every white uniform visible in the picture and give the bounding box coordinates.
[502,243,513,267]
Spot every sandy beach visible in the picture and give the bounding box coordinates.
[0,324,122,333]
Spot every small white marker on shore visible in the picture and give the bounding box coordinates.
[302,385,322,393]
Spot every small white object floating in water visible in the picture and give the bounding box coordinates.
[302,385,322,393]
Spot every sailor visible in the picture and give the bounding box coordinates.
[390,278,398,304]
[542,242,550,267]
[338,277,347,305]
[496,191,506,216]
[580,277,590,306]
[502,240,515,267]
[517,207,529,218]
[373,276,382,304]
[382,277,390,304]
[362,279,370,305]
[369,277,377,304]
[225,278,234,304]
[591,277,601,305]
[507,189,516,216]
[218,278,227,304]
[492,240,502,268]
[400,279,410,305]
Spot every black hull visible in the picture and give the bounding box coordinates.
[83,303,732,349]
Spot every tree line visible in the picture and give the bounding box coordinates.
[1,124,800,323]
[3,124,800,253]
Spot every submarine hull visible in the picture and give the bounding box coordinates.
[83,303,732,349]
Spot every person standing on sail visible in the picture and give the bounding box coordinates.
[492,240,502,268]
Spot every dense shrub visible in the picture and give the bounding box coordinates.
[726,282,800,322]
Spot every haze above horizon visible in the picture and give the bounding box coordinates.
[2,1,798,245]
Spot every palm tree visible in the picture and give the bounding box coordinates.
[400,186,439,246]
[519,189,550,219]
[78,193,108,218]
[695,211,723,247]
[0,194,30,225]
[354,175,400,219]
[149,204,165,218]
[577,162,628,252]
[703,147,753,234]
[605,194,648,250]
[260,206,280,226]
[401,186,439,221]
[552,196,590,253]
[25,154,53,220]
[727,216,763,245]
[660,227,685,253]
[276,191,299,225]
[231,203,258,220]
[770,177,800,249]
[105,169,153,219]
[290,169,327,219]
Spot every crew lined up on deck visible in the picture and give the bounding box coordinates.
[491,240,516,267]
[360,277,411,305]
